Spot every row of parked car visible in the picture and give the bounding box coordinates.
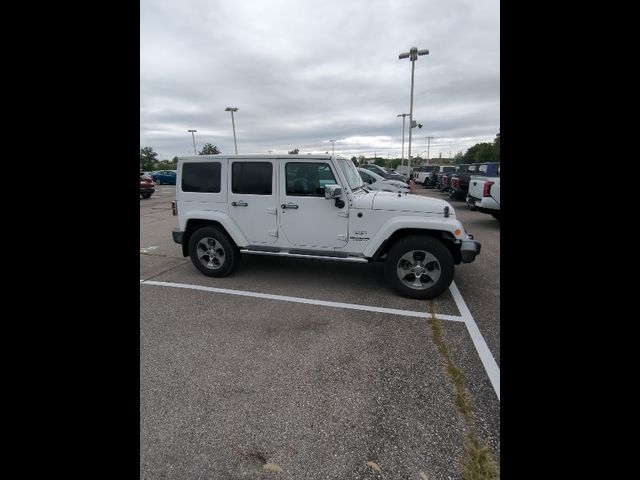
[410,162,501,220]
[140,170,177,199]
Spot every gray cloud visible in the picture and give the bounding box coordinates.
[141,0,499,160]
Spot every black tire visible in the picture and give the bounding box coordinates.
[141,193,151,199]
[384,235,454,299]
[188,226,240,277]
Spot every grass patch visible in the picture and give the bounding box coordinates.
[426,304,473,422]
[461,434,500,480]
[426,303,499,479]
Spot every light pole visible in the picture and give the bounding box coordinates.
[187,129,197,155]
[426,136,434,164]
[329,139,336,156]
[224,107,239,154]
[397,113,409,167]
[398,46,429,169]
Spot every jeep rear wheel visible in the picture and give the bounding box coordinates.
[188,226,240,277]
[384,235,454,299]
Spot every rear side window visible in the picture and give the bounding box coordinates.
[182,162,221,192]
[232,162,273,195]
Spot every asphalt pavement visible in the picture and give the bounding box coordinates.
[140,182,500,479]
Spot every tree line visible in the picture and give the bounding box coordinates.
[140,131,499,171]
[140,143,221,171]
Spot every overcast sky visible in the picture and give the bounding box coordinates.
[140,0,499,161]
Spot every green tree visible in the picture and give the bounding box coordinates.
[199,143,220,155]
[140,147,158,171]
[288,148,300,154]
[453,152,465,164]
[390,158,402,169]
[493,131,500,163]
[374,158,386,167]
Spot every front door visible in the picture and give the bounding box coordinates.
[228,159,278,244]
[278,160,348,248]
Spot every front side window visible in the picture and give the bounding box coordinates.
[232,162,272,195]
[182,162,221,192]
[286,162,336,196]
[479,164,488,174]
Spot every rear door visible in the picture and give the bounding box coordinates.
[228,159,278,244]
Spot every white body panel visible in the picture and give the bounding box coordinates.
[228,158,279,244]
[467,176,500,211]
[176,155,470,258]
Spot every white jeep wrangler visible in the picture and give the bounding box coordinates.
[171,155,480,299]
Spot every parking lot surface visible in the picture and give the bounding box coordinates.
[140,183,500,479]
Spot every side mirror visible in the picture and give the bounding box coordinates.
[324,184,342,199]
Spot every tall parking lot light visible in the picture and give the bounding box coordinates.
[398,47,429,169]
[225,107,239,154]
[397,113,409,167]
[188,129,197,155]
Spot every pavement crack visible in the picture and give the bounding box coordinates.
[139,258,188,282]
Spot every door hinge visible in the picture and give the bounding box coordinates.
[337,234,348,241]
[266,207,277,215]
[268,230,278,237]
[338,211,349,217]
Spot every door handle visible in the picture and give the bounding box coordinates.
[281,202,299,209]
[231,200,248,207]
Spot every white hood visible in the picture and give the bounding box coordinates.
[371,191,453,214]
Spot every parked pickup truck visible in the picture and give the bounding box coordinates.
[441,164,471,193]
[171,154,481,299]
[467,167,500,220]
[449,162,500,200]
[411,165,438,184]
[425,165,458,188]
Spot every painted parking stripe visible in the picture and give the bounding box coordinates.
[140,279,465,322]
[139,279,499,401]
[449,281,500,401]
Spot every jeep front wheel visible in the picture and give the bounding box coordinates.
[188,226,240,277]
[384,235,454,299]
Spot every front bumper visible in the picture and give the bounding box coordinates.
[460,239,481,263]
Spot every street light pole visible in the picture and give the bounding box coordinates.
[225,107,239,154]
[187,129,197,155]
[426,136,434,164]
[397,113,409,167]
[399,47,429,169]
[329,139,336,156]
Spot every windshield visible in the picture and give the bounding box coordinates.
[338,159,364,190]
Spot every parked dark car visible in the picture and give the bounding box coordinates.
[425,165,457,188]
[359,164,405,182]
[449,162,500,200]
[152,170,177,185]
[140,172,155,199]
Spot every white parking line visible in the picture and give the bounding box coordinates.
[140,279,499,401]
[140,279,465,322]
[449,281,500,401]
